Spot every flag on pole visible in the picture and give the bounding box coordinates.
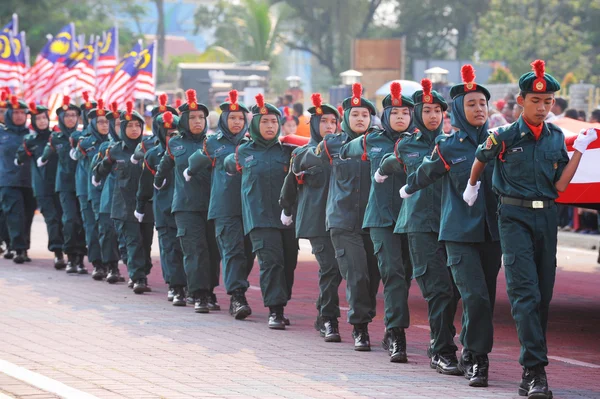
[71,41,97,98]
[2,14,17,36]
[126,41,156,101]
[95,26,118,95]
[0,32,21,88]
[25,24,75,104]
[103,41,142,105]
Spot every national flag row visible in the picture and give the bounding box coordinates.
[0,16,156,108]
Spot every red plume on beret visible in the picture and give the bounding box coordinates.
[159,93,168,112]
[96,99,105,116]
[228,89,239,111]
[163,111,173,128]
[461,64,477,92]
[125,101,133,120]
[10,95,18,109]
[110,101,119,116]
[62,95,71,110]
[421,79,433,104]
[351,83,362,106]
[0,90,7,102]
[390,82,402,106]
[283,106,292,119]
[531,59,547,92]
[28,101,38,115]
[255,93,265,108]
[311,93,323,115]
[175,98,182,108]
[337,105,343,115]
[97,99,104,110]
[82,91,89,103]
[185,89,198,110]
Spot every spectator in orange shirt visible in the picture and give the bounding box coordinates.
[293,102,311,137]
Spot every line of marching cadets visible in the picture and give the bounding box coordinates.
[1,60,598,399]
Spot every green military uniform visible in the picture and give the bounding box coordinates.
[137,110,186,292]
[154,92,220,307]
[404,73,501,386]
[296,84,379,348]
[187,93,255,303]
[379,87,459,369]
[93,108,154,290]
[74,98,101,269]
[473,64,568,397]
[135,98,180,287]
[0,98,36,262]
[75,103,110,277]
[339,87,414,353]
[279,95,342,331]
[223,95,297,328]
[15,105,64,260]
[41,99,87,268]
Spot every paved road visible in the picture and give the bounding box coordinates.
[0,215,599,399]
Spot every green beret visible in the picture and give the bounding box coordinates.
[341,83,376,115]
[449,65,491,100]
[27,104,48,115]
[6,98,28,110]
[413,79,448,111]
[251,94,281,117]
[307,93,339,118]
[220,90,250,113]
[518,60,560,93]
[381,82,415,109]
[56,96,81,117]
[178,89,209,116]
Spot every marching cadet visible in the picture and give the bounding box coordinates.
[280,106,299,137]
[0,89,8,125]
[465,60,597,399]
[72,91,100,273]
[92,102,154,293]
[154,90,221,312]
[74,99,111,280]
[279,93,342,340]
[93,102,126,283]
[377,80,460,374]
[0,96,36,264]
[137,108,187,305]
[339,82,413,361]
[399,66,501,387]
[39,96,87,273]
[15,103,65,268]
[296,84,380,350]
[223,94,298,329]
[185,90,255,319]
[0,90,11,258]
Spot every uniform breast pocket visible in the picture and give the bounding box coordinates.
[543,150,562,180]
[503,151,528,178]
[304,165,325,188]
[244,159,259,179]
[114,164,129,186]
[333,158,348,180]
[403,156,423,174]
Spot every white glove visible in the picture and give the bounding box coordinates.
[130,154,139,164]
[183,168,191,182]
[91,175,101,187]
[462,180,481,207]
[153,179,166,190]
[134,210,144,223]
[573,128,598,154]
[69,148,78,161]
[280,210,293,226]
[37,157,47,167]
[14,158,20,166]
[399,185,413,199]
[374,169,388,184]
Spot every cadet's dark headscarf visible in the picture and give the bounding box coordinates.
[341,108,372,140]
[30,111,52,140]
[413,103,444,142]
[381,107,413,140]
[57,110,79,137]
[218,111,248,145]
[450,94,489,143]
[88,118,109,144]
[119,107,144,150]
[178,110,208,142]
[5,101,29,136]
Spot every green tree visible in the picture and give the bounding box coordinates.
[488,66,516,84]
[476,0,592,83]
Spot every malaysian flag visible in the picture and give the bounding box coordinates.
[95,26,118,96]
[103,41,142,106]
[0,30,20,88]
[125,41,156,101]
[70,41,97,98]
[25,24,75,104]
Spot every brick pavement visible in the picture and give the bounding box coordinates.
[0,230,599,398]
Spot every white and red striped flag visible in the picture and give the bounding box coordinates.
[95,26,118,96]
[103,41,142,106]
[25,24,75,104]
[124,41,156,101]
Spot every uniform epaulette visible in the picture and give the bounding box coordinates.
[291,145,309,157]
[434,134,450,145]
[546,122,563,134]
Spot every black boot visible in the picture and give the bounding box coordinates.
[13,250,25,264]
[207,292,221,311]
[3,248,14,259]
[172,286,187,306]
[54,251,66,270]
[469,354,489,387]
[458,348,474,379]
[323,318,341,343]
[106,263,121,284]
[436,353,462,375]
[65,254,78,274]
[519,365,552,398]
[387,328,407,363]
[194,291,210,313]
[352,324,371,351]
[76,255,88,274]
[229,289,252,320]
[268,306,286,330]
[91,261,106,280]
[381,329,390,350]
[133,278,150,294]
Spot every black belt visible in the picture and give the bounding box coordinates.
[500,196,554,209]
